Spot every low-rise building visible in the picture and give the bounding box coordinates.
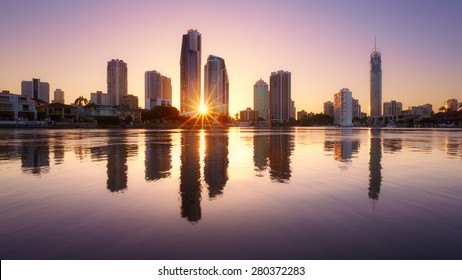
[240,107,258,122]
[46,103,78,122]
[0,91,37,124]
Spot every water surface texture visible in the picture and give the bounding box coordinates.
[1,128,461,259]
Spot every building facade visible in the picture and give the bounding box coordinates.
[204,55,229,115]
[90,91,110,106]
[0,91,37,122]
[444,99,458,112]
[253,79,269,120]
[383,100,403,116]
[352,98,361,119]
[370,47,382,117]
[297,110,308,120]
[334,88,353,126]
[145,71,172,110]
[269,70,291,123]
[21,78,50,103]
[180,29,201,115]
[53,89,65,104]
[240,107,258,122]
[121,94,139,109]
[107,59,128,106]
[324,101,334,117]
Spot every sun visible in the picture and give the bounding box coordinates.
[199,104,208,115]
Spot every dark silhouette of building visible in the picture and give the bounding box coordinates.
[145,134,172,181]
[21,134,50,175]
[180,132,202,222]
[180,29,201,114]
[204,133,229,198]
[269,133,293,182]
[105,132,137,192]
[368,129,382,200]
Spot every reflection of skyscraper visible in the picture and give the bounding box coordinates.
[180,133,201,222]
[107,138,128,192]
[145,134,172,181]
[253,134,269,173]
[52,140,65,165]
[368,130,382,200]
[333,140,360,162]
[204,133,228,198]
[21,136,50,175]
[180,29,201,114]
[269,133,293,182]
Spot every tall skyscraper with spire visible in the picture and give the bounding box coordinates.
[204,55,229,116]
[180,29,202,115]
[370,39,382,117]
[107,59,127,106]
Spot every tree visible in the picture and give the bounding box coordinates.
[234,113,239,121]
[74,96,88,107]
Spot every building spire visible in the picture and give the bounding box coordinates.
[374,35,376,51]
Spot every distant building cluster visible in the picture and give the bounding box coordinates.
[1,29,461,127]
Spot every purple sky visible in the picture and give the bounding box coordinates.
[1,0,461,113]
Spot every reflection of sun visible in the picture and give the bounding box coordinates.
[199,104,208,115]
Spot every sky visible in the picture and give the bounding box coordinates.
[1,0,461,115]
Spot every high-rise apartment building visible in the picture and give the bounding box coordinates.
[444,98,458,112]
[107,59,127,106]
[352,98,361,119]
[180,29,201,115]
[204,55,229,115]
[90,91,110,106]
[21,78,50,103]
[383,100,403,116]
[121,94,139,109]
[334,88,353,126]
[254,79,269,120]
[145,70,172,110]
[324,101,334,117]
[370,44,382,117]
[269,70,291,123]
[53,89,64,104]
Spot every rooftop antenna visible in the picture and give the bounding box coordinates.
[374,35,377,51]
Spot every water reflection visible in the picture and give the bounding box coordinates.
[145,134,172,181]
[180,132,202,222]
[324,129,360,169]
[383,137,402,154]
[368,129,382,200]
[204,132,228,198]
[268,134,293,183]
[253,134,269,176]
[106,132,138,192]
[21,134,50,175]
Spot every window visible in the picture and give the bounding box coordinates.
[0,96,10,103]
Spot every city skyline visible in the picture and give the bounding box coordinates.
[1,1,461,115]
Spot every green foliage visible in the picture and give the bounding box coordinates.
[142,106,179,122]
[298,114,334,126]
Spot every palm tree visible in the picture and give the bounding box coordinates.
[74,96,88,107]
[234,112,239,121]
[438,106,446,113]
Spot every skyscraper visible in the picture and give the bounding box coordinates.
[334,88,353,126]
[107,59,127,106]
[324,101,334,117]
[180,29,201,115]
[370,43,382,117]
[269,70,291,123]
[145,70,172,110]
[254,79,269,120]
[53,89,64,104]
[21,78,50,103]
[204,55,229,115]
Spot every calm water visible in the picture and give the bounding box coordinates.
[1,128,461,260]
